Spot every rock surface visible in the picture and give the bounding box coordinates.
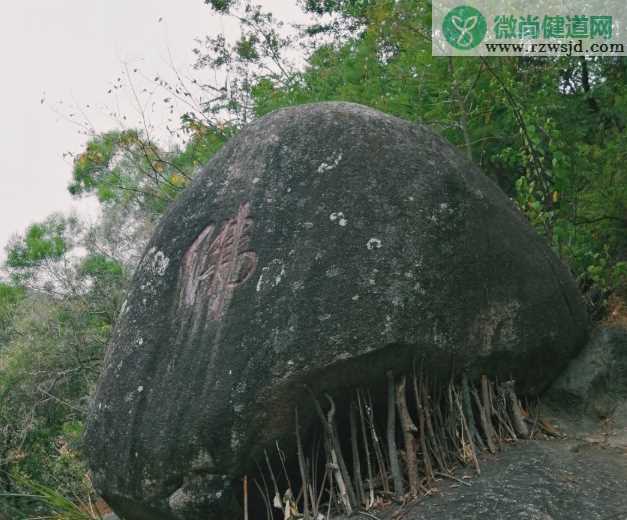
[85,102,588,519]
[549,324,627,417]
[345,438,627,520]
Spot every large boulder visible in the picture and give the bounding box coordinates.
[85,102,588,519]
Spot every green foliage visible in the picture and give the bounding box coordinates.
[6,216,69,270]
[1,220,127,517]
[79,255,123,279]
[174,123,228,171]
[4,215,84,293]
[0,283,25,345]
[0,283,24,306]
[68,131,135,200]
[67,125,227,218]
[0,286,116,516]
[584,249,627,291]
[193,2,296,126]
[3,471,96,520]
[303,0,373,18]
[69,130,172,214]
[204,0,236,12]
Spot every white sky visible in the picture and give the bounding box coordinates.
[0,1,308,263]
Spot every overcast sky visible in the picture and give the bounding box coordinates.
[0,1,308,263]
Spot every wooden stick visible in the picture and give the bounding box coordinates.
[396,376,419,497]
[453,385,480,474]
[295,408,311,520]
[446,382,460,452]
[422,378,449,473]
[325,394,353,514]
[472,388,496,454]
[412,369,435,484]
[462,374,486,451]
[326,394,358,510]
[357,512,382,519]
[314,467,333,520]
[276,440,293,492]
[494,383,517,441]
[386,371,405,498]
[350,400,365,506]
[357,389,376,508]
[366,390,390,494]
[263,449,281,509]
[243,474,249,520]
[252,478,273,520]
[315,466,330,518]
[479,375,498,451]
[504,381,529,439]
[325,476,335,520]
[434,471,472,487]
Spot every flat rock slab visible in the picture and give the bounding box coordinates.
[341,439,627,520]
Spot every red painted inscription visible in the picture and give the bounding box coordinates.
[180,202,256,320]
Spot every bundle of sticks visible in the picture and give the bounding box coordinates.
[250,366,554,520]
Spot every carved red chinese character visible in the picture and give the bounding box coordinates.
[180,202,256,321]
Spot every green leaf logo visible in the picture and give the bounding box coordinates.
[443,5,487,50]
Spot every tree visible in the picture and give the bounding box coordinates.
[1,214,126,515]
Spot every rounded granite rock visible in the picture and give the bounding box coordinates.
[85,102,588,519]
